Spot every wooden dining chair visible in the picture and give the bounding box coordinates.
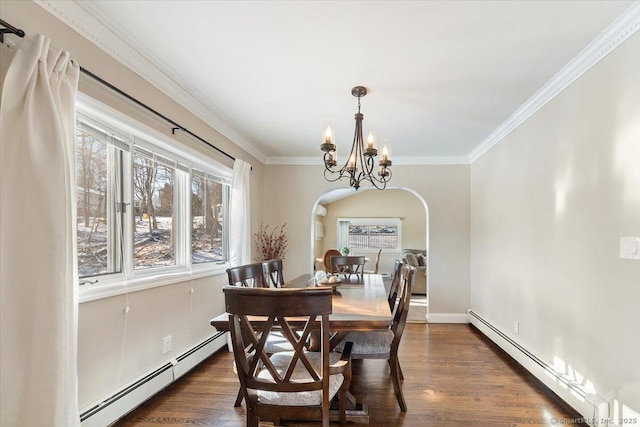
[225,286,353,427]
[262,259,284,288]
[334,264,415,412]
[227,263,269,288]
[364,249,382,275]
[322,249,341,272]
[228,260,288,406]
[330,255,365,281]
[387,260,403,311]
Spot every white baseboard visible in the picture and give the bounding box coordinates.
[468,310,607,426]
[80,332,227,427]
[80,366,174,427]
[426,312,469,323]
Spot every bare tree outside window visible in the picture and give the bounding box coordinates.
[191,173,225,263]
[76,129,117,277]
[133,153,176,269]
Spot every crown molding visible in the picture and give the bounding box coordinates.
[34,0,267,163]
[264,157,324,165]
[33,0,640,167]
[469,1,640,163]
[391,156,470,165]
[265,155,469,165]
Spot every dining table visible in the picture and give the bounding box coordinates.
[209,273,391,424]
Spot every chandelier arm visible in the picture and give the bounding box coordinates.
[369,179,386,190]
[362,172,385,190]
[323,152,336,171]
[323,167,347,183]
[350,173,358,190]
[367,168,391,190]
[364,155,376,176]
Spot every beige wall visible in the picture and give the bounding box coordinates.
[1,1,264,409]
[319,189,426,275]
[4,0,469,412]
[470,32,640,415]
[263,164,470,314]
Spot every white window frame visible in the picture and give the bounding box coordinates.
[189,169,230,268]
[76,93,232,302]
[336,217,402,253]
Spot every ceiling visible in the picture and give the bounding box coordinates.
[60,1,635,163]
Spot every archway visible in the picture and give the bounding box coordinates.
[309,186,430,319]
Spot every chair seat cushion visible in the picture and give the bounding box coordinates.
[263,332,295,353]
[256,351,344,406]
[334,330,393,355]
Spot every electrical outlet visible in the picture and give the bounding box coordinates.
[514,321,519,335]
[162,335,172,354]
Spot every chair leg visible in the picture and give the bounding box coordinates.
[234,387,244,407]
[338,389,347,426]
[387,357,405,380]
[389,356,407,412]
[247,411,259,427]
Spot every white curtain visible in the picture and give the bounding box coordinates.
[337,220,350,249]
[229,158,252,266]
[0,35,80,426]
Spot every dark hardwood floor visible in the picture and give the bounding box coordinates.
[115,324,586,426]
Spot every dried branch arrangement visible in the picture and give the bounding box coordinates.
[254,223,288,261]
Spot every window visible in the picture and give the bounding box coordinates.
[191,171,228,264]
[348,224,398,249]
[76,123,126,278]
[337,218,402,251]
[132,151,177,270]
[75,95,231,297]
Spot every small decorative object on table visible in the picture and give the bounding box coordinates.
[340,246,350,255]
[316,273,342,293]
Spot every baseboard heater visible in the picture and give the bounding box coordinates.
[80,331,226,427]
[468,310,606,427]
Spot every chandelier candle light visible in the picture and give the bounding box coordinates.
[321,86,392,190]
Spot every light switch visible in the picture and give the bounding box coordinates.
[620,237,640,260]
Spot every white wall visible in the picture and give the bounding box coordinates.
[470,31,640,416]
[1,1,264,410]
[263,164,470,314]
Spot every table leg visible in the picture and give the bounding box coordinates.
[330,391,370,423]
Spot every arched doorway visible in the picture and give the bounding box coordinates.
[309,187,430,319]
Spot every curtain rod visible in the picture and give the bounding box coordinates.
[0,18,237,164]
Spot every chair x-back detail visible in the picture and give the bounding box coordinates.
[262,259,285,288]
[334,264,415,412]
[330,255,365,281]
[227,263,269,288]
[225,287,352,427]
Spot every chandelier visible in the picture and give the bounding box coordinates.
[321,86,392,190]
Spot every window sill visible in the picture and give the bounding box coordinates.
[79,264,229,303]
